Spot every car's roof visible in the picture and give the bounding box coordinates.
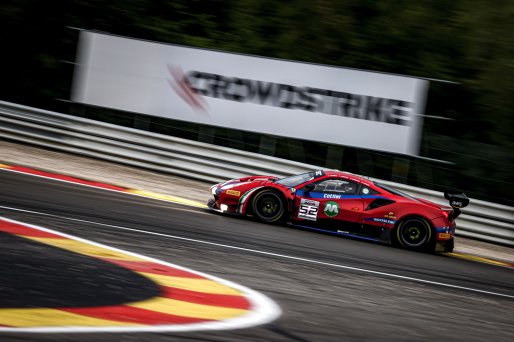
[321,170,375,187]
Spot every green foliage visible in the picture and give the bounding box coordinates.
[1,0,513,202]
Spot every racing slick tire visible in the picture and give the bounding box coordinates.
[396,216,434,251]
[252,190,285,223]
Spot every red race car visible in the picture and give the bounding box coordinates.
[207,170,469,253]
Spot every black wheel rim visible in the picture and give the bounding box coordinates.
[400,219,430,247]
[256,193,282,220]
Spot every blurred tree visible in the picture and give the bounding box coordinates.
[0,0,512,202]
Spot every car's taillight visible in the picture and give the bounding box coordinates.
[446,209,461,222]
[442,210,454,222]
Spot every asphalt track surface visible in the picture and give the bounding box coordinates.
[1,169,513,341]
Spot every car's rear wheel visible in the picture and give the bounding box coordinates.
[396,217,433,251]
[252,190,285,223]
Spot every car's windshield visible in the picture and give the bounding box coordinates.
[374,182,419,201]
[276,172,315,187]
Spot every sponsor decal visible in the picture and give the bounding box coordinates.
[323,201,340,217]
[226,190,241,197]
[296,192,383,200]
[74,32,426,155]
[314,170,325,178]
[451,200,463,207]
[384,212,396,219]
[365,218,396,225]
[298,199,319,221]
[180,71,413,126]
[438,233,452,239]
[291,188,296,193]
[323,194,341,199]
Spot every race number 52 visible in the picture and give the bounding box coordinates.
[298,199,319,221]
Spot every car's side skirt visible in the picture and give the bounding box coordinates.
[288,221,393,244]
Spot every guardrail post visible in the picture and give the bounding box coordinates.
[259,136,276,156]
[134,116,150,131]
[287,140,305,163]
[69,104,86,118]
[414,159,434,189]
[357,150,375,177]
[391,158,410,183]
[326,145,343,170]
[198,126,216,144]
[227,130,245,150]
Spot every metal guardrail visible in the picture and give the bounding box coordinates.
[0,102,313,183]
[0,101,513,246]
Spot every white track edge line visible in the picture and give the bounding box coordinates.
[1,206,513,301]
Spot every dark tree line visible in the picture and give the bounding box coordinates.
[1,0,513,203]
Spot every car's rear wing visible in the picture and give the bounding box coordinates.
[444,191,469,209]
[443,191,469,221]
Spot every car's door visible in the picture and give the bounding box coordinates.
[293,178,364,225]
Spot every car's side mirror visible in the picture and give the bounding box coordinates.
[302,183,316,192]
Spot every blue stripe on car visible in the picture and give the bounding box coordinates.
[295,190,385,199]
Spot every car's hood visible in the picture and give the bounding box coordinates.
[215,175,279,191]
[238,175,280,182]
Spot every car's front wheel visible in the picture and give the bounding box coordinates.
[396,216,433,251]
[252,190,285,223]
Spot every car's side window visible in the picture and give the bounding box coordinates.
[361,186,380,195]
[313,179,358,194]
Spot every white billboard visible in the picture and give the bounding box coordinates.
[72,31,428,155]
